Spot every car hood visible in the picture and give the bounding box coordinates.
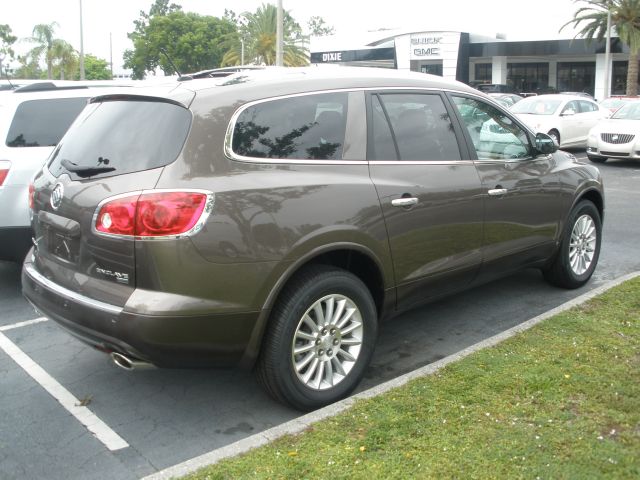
[590,118,640,135]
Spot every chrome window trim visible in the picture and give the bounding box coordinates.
[369,160,475,166]
[24,263,123,315]
[223,86,475,165]
[91,188,215,241]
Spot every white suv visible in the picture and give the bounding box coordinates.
[0,83,122,261]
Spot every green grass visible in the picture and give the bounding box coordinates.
[185,278,640,480]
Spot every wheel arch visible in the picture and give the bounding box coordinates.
[574,187,604,222]
[238,243,390,369]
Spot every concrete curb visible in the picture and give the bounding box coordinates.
[142,271,640,480]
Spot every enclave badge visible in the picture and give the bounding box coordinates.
[50,183,64,210]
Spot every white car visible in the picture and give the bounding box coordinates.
[511,94,604,148]
[587,100,640,163]
[0,82,128,261]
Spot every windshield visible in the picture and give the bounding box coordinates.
[612,101,640,120]
[511,97,561,115]
[600,98,625,109]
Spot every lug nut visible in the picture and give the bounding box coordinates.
[327,349,333,356]
[318,349,324,355]
[333,339,339,345]
[330,328,336,335]
[315,339,321,345]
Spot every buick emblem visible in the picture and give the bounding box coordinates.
[612,134,619,141]
[50,183,64,210]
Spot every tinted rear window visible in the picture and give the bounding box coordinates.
[6,98,89,147]
[232,92,348,160]
[48,99,192,180]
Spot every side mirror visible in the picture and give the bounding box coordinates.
[561,109,576,116]
[535,132,558,155]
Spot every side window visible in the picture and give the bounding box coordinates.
[370,95,397,160]
[561,100,580,115]
[579,100,597,113]
[232,92,348,160]
[6,97,89,148]
[452,96,531,160]
[374,93,461,161]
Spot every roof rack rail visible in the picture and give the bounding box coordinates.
[13,82,89,93]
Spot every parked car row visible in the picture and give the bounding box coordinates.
[16,67,604,411]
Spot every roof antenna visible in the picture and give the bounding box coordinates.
[159,48,182,78]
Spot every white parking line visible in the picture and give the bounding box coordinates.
[0,331,129,451]
[0,317,48,332]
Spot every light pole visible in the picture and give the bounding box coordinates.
[603,8,612,99]
[79,0,85,80]
[276,0,283,66]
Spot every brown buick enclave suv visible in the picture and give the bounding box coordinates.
[23,68,604,410]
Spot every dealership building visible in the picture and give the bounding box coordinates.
[310,30,630,101]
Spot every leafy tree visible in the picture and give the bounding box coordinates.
[124,11,236,78]
[50,39,78,80]
[307,16,335,37]
[222,3,308,67]
[0,24,17,77]
[12,55,43,79]
[562,0,640,96]
[29,22,59,79]
[77,54,112,80]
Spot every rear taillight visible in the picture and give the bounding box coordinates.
[95,191,210,238]
[0,161,9,186]
[28,183,35,209]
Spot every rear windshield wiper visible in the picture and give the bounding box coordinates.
[61,158,116,178]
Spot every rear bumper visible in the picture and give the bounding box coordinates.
[22,259,260,368]
[0,226,32,262]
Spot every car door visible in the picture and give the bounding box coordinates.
[367,91,484,310]
[449,94,561,282]
[559,100,584,146]
[578,100,603,144]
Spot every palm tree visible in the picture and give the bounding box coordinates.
[222,3,308,67]
[562,0,640,96]
[50,39,78,80]
[29,22,59,79]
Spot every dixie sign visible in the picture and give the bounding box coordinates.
[321,52,343,62]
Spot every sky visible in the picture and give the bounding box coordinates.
[2,0,591,74]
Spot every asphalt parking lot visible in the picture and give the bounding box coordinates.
[1,151,639,479]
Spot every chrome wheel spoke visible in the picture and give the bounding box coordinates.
[302,314,319,333]
[337,348,356,362]
[336,307,356,329]
[324,359,334,386]
[340,321,362,336]
[302,358,320,384]
[341,337,362,346]
[331,356,346,376]
[294,343,315,355]
[295,351,315,372]
[295,330,316,342]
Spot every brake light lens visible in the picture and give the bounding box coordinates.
[28,183,35,209]
[95,191,209,237]
[0,169,8,186]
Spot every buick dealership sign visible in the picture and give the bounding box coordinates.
[411,36,443,56]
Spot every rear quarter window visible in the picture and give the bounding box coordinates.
[48,99,192,180]
[231,92,349,160]
[5,97,89,147]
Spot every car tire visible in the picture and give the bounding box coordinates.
[548,129,560,147]
[587,154,607,163]
[543,200,601,289]
[256,265,378,411]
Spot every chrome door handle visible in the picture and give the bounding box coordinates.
[391,197,418,207]
[488,188,508,196]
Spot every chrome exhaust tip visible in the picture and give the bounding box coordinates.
[110,352,154,371]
